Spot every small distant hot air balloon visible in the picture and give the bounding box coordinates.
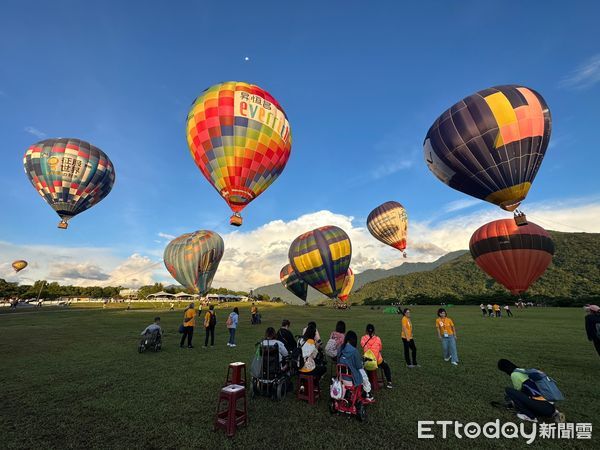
[12,260,28,273]
[23,138,116,229]
[163,230,224,294]
[338,268,354,302]
[469,219,554,295]
[186,81,292,226]
[289,226,352,299]
[280,264,308,302]
[424,85,551,212]
[367,201,408,257]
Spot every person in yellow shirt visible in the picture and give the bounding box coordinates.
[435,308,458,366]
[180,302,196,349]
[401,309,418,368]
[203,304,217,347]
[493,304,501,318]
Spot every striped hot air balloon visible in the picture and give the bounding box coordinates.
[12,260,28,273]
[279,264,308,302]
[338,268,354,302]
[186,81,292,226]
[367,201,408,256]
[163,230,224,295]
[288,226,351,299]
[424,85,551,212]
[23,138,115,229]
[469,219,554,295]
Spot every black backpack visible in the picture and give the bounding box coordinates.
[209,312,217,327]
[291,339,306,370]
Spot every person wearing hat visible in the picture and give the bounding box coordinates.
[584,305,600,357]
[496,359,565,423]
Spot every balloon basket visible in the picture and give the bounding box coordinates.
[230,214,243,227]
[58,220,69,229]
[514,211,528,227]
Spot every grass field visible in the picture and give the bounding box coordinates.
[1,303,598,449]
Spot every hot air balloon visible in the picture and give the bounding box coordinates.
[367,201,408,257]
[469,218,554,295]
[424,85,551,212]
[186,81,292,227]
[289,226,351,299]
[163,230,224,294]
[12,260,28,273]
[280,264,308,302]
[23,138,116,229]
[338,268,354,302]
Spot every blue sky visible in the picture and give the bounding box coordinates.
[1,1,599,289]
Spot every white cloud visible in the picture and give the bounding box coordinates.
[560,54,600,90]
[443,198,481,213]
[158,232,176,240]
[2,199,599,291]
[369,159,414,180]
[24,126,47,139]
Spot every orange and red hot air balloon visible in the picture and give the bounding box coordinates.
[469,219,554,295]
[186,82,292,226]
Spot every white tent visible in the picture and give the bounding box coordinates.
[147,291,175,298]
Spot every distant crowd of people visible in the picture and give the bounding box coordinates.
[479,303,513,317]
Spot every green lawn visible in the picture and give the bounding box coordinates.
[0,304,598,449]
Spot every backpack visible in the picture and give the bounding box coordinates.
[516,368,564,402]
[210,312,217,327]
[325,336,339,358]
[363,349,378,371]
[291,339,306,370]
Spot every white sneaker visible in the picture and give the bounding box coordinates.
[451,362,458,366]
[231,344,236,347]
[516,413,538,423]
[444,357,451,362]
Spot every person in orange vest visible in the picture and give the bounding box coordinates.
[401,309,418,368]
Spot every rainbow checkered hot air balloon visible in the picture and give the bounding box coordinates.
[23,138,115,229]
[186,81,292,226]
[288,226,352,300]
[280,264,308,302]
[424,85,551,212]
[163,230,224,295]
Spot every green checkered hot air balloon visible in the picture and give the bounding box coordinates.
[163,230,224,294]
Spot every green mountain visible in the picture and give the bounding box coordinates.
[352,231,600,306]
[253,250,467,304]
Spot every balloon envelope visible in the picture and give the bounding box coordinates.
[163,230,224,295]
[469,219,554,294]
[23,138,115,229]
[12,260,28,273]
[338,268,354,302]
[280,264,308,302]
[424,85,551,211]
[289,226,351,299]
[367,201,408,252]
[186,81,292,225]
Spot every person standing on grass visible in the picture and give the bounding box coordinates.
[360,324,393,388]
[170,302,174,311]
[251,303,258,325]
[584,304,600,357]
[435,308,459,366]
[204,304,217,347]
[504,304,513,317]
[494,303,501,317]
[226,307,239,347]
[401,309,418,368]
[487,303,493,317]
[480,304,487,317]
[180,302,196,349]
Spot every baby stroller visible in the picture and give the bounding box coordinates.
[138,329,162,353]
[329,364,372,421]
[250,342,290,401]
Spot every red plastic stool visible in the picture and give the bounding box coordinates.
[296,373,321,405]
[225,362,247,387]
[214,384,248,437]
[367,368,385,391]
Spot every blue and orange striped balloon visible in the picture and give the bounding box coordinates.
[288,226,352,299]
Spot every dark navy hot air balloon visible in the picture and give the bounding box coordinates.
[424,85,551,212]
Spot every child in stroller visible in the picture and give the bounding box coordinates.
[250,327,290,400]
[138,317,163,353]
